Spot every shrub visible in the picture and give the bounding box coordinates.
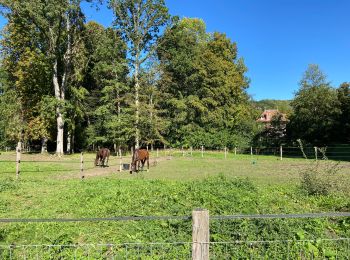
[300,162,344,196]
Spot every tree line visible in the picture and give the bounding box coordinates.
[0,1,348,154]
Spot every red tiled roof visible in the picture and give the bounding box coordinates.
[257,109,287,123]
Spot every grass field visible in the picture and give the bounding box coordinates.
[0,151,349,258]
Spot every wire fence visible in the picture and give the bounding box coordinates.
[0,212,349,259]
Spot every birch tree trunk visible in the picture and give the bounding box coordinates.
[53,59,64,156]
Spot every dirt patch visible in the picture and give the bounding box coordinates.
[57,156,169,180]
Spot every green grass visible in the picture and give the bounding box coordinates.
[0,151,349,258]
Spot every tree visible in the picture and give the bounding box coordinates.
[336,82,350,142]
[0,0,91,155]
[109,0,170,148]
[288,64,341,145]
[83,22,130,151]
[157,18,254,148]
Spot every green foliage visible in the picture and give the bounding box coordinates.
[300,162,346,196]
[335,82,350,143]
[254,99,292,114]
[288,64,341,145]
[157,18,256,148]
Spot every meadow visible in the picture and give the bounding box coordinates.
[0,150,349,258]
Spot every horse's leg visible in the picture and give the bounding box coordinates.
[141,159,145,171]
[95,154,99,166]
[147,157,149,172]
[135,160,138,172]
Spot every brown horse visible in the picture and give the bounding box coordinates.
[130,149,149,173]
[95,148,110,167]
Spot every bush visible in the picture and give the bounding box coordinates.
[300,162,344,196]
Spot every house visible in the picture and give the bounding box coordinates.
[257,109,288,124]
[256,109,289,145]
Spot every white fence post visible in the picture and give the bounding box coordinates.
[80,152,84,179]
[190,146,193,156]
[201,146,204,158]
[280,145,283,161]
[192,209,209,260]
[224,146,227,159]
[314,146,318,161]
[250,146,253,156]
[234,147,237,156]
[119,148,122,172]
[16,142,21,180]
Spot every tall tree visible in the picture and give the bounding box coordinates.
[336,82,350,142]
[0,0,90,155]
[83,22,129,151]
[109,0,170,148]
[288,64,341,145]
[157,18,254,148]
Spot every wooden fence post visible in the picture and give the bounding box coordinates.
[250,146,253,156]
[182,146,184,157]
[280,145,283,161]
[190,146,193,156]
[234,147,237,156]
[16,142,21,180]
[192,209,209,260]
[80,152,84,179]
[224,147,227,159]
[201,146,204,158]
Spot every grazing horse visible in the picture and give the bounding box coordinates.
[130,149,149,174]
[95,148,110,167]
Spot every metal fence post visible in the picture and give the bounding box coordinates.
[192,209,209,260]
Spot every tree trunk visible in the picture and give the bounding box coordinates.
[41,137,48,154]
[53,60,64,156]
[134,61,140,149]
[66,131,72,154]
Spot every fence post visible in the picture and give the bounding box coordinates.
[201,146,204,158]
[280,145,283,161]
[314,147,318,161]
[16,141,21,180]
[250,146,253,156]
[190,146,193,157]
[234,147,237,156]
[224,147,227,159]
[119,148,122,172]
[182,146,184,157]
[80,152,84,179]
[192,209,209,260]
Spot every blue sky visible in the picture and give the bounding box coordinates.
[2,0,350,100]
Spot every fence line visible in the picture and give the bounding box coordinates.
[1,212,350,224]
